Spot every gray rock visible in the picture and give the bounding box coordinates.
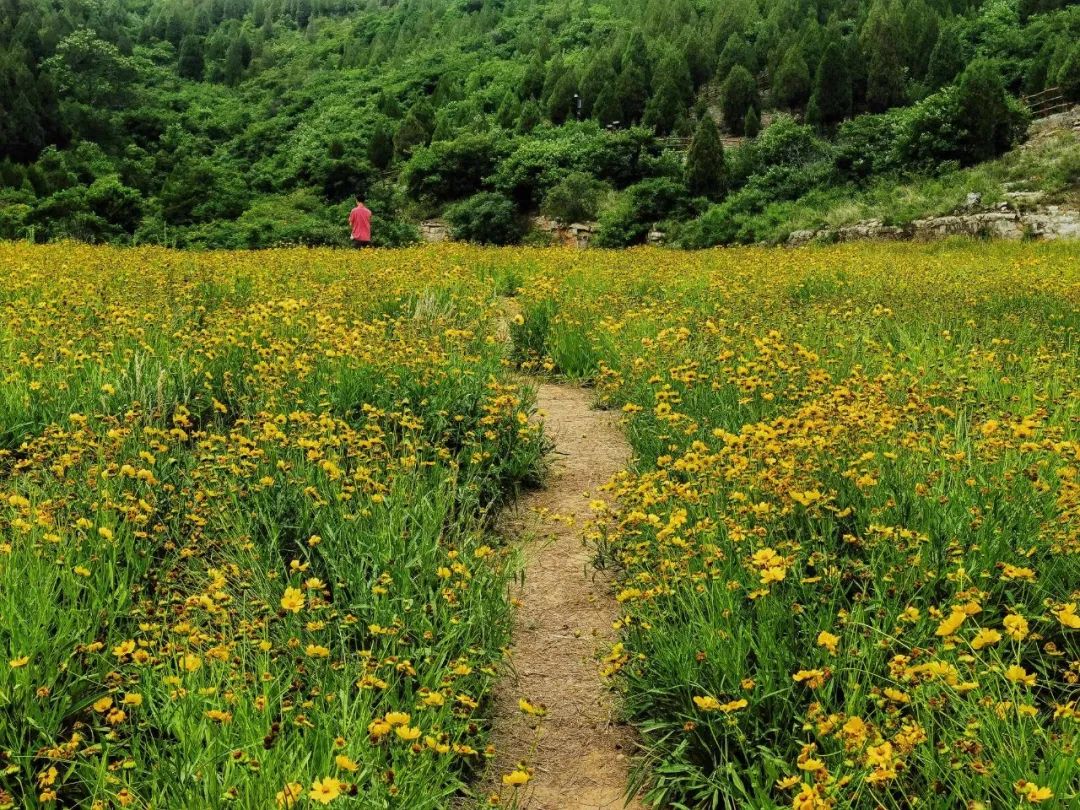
[1003,191,1046,206]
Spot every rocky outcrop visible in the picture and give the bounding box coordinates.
[419,220,450,243]
[787,205,1080,247]
[531,216,598,248]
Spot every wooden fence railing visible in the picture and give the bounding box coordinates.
[658,134,745,152]
[1023,86,1070,118]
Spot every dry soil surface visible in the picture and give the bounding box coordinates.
[484,383,644,810]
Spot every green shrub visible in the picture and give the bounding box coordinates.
[445,192,526,245]
[835,114,904,181]
[892,82,1028,171]
[540,171,608,224]
[402,132,509,207]
[594,178,696,247]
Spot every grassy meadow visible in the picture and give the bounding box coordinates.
[1,240,1078,809]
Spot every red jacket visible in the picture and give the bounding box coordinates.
[349,204,372,241]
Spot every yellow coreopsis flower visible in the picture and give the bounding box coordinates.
[816,631,840,655]
[935,608,967,637]
[1004,613,1029,641]
[1005,665,1036,687]
[970,628,1001,650]
[502,769,530,786]
[280,587,305,613]
[1014,781,1053,803]
[1053,602,1080,629]
[334,755,359,773]
[308,777,342,805]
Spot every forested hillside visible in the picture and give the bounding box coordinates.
[1,0,1078,248]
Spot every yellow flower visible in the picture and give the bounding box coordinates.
[693,695,721,712]
[789,489,822,507]
[518,698,546,716]
[970,628,1002,650]
[1014,781,1053,803]
[1004,613,1029,641]
[367,719,391,739]
[308,777,342,804]
[1053,603,1080,629]
[8,656,29,669]
[334,755,359,772]
[816,631,839,655]
[502,769,530,786]
[112,640,136,657]
[792,669,827,689]
[1000,564,1036,582]
[395,725,421,741]
[305,644,331,658]
[384,711,410,727]
[718,699,748,713]
[276,782,303,808]
[121,693,143,707]
[1005,665,1036,687]
[935,608,967,637]
[280,587,305,613]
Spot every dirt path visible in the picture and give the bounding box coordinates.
[485,383,644,810]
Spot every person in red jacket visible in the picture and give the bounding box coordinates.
[349,196,372,248]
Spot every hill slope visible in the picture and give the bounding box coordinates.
[0,0,1078,247]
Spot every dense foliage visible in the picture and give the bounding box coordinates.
[0,0,1077,247]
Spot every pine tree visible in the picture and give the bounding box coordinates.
[522,53,546,100]
[496,92,521,129]
[744,106,760,138]
[955,59,1011,164]
[1056,44,1080,102]
[223,33,251,86]
[716,33,753,81]
[684,30,714,87]
[642,77,684,134]
[902,0,939,82]
[517,100,543,133]
[926,22,966,89]
[656,50,693,105]
[812,42,852,125]
[178,35,205,80]
[376,91,402,119]
[720,65,758,135]
[547,71,579,124]
[616,65,649,124]
[773,45,811,109]
[592,83,623,125]
[621,31,652,85]
[367,122,394,170]
[580,53,616,117]
[861,0,907,111]
[685,115,726,200]
[393,101,434,157]
[542,53,566,103]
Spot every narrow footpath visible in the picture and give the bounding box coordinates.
[486,383,644,810]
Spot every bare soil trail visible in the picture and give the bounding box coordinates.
[485,383,644,810]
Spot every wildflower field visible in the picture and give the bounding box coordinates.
[1,240,1079,809]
